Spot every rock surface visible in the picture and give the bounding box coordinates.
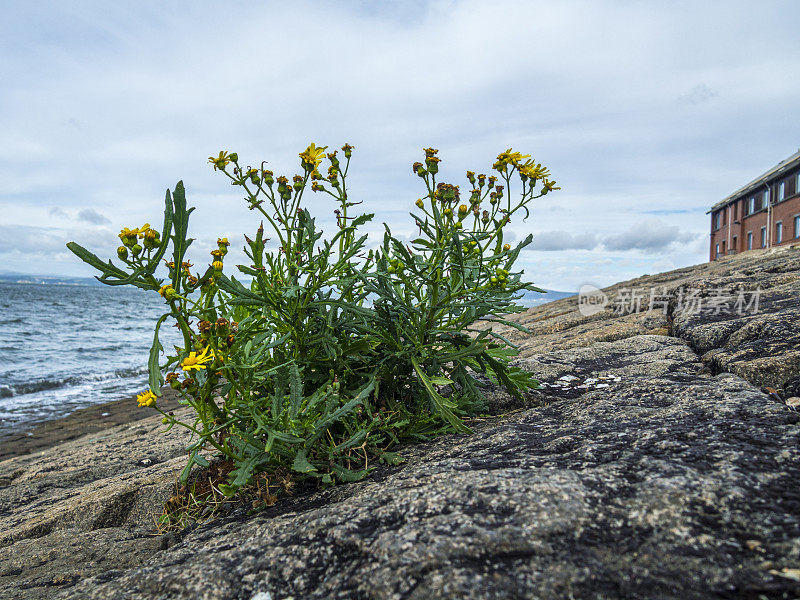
[1,244,799,599]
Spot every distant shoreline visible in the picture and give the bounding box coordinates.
[0,275,102,287]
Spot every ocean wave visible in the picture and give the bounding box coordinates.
[75,344,127,353]
[0,366,148,398]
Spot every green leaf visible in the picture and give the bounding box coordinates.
[292,450,317,474]
[411,357,471,434]
[148,314,169,394]
[169,181,195,293]
[331,463,369,482]
[146,188,175,272]
[288,362,302,419]
[379,451,404,466]
[66,242,124,277]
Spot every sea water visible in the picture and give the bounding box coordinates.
[0,281,181,435]
[0,280,573,435]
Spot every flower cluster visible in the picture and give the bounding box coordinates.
[69,141,559,500]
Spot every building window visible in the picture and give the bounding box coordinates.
[715,243,720,257]
[795,215,800,239]
[763,190,769,208]
[776,221,783,244]
[797,174,800,196]
[760,226,767,248]
[732,236,737,252]
[748,197,755,214]
[747,231,753,250]
[778,181,785,201]
[713,212,720,230]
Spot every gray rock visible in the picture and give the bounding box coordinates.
[1,243,799,599]
[63,336,800,600]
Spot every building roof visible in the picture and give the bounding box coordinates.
[709,149,800,213]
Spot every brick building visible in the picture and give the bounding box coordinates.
[709,150,800,261]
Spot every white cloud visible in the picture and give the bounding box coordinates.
[1,0,799,288]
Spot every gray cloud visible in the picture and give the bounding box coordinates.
[49,207,68,218]
[678,83,719,105]
[77,208,111,225]
[530,231,600,251]
[526,220,702,255]
[602,220,700,252]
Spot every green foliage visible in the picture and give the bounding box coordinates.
[68,143,560,496]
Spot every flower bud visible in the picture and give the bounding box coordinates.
[117,246,128,259]
[131,244,142,256]
[229,152,238,162]
[503,243,511,252]
[212,260,224,272]
[415,199,425,209]
[458,204,468,216]
[143,229,160,249]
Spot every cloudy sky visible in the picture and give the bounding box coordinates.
[2,0,799,291]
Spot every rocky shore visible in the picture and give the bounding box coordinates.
[1,244,799,599]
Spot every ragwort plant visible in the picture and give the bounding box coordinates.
[68,144,559,496]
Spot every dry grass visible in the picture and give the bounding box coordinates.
[155,460,297,533]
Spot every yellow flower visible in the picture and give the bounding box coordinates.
[519,160,550,181]
[208,151,232,171]
[136,390,157,407]
[118,223,150,245]
[542,179,561,194]
[299,143,327,171]
[493,148,531,171]
[181,346,214,372]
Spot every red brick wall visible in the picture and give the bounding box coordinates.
[710,166,800,261]
[710,194,800,260]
